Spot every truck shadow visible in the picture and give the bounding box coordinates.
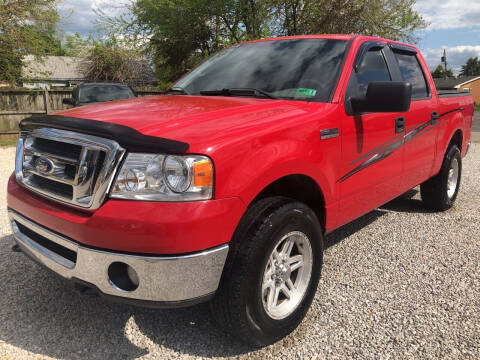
[324,189,431,249]
[380,188,436,214]
[0,235,254,359]
[0,192,430,359]
[324,209,387,249]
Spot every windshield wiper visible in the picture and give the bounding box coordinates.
[165,87,190,95]
[200,88,281,100]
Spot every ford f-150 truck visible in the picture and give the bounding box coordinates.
[7,35,473,346]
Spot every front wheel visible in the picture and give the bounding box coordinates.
[421,145,462,211]
[210,197,323,346]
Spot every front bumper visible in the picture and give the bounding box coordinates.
[9,210,229,305]
[7,174,246,254]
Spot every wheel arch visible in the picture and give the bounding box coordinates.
[249,174,327,230]
[432,126,464,180]
[448,129,463,152]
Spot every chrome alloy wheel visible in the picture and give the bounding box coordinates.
[447,157,459,199]
[261,231,313,320]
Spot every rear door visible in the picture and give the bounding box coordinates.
[389,46,437,189]
[337,42,405,226]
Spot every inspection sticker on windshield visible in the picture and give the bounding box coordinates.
[296,88,317,97]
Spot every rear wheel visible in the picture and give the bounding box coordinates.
[421,145,462,211]
[210,196,323,346]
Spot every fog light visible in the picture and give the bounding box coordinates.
[127,264,140,287]
[108,262,139,292]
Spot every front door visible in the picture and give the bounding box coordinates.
[337,43,405,227]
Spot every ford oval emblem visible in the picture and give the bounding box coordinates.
[35,157,55,175]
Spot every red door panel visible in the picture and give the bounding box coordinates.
[391,51,437,189]
[337,113,404,226]
[336,44,405,227]
[402,100,437,189]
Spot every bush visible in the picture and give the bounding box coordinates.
[81,38,147,86]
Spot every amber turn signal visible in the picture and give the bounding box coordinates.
[193,160,213,187]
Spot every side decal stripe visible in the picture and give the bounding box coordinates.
[337,107,463,183]
[349,131,405,166]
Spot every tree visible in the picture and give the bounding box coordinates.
[81,37,147,85]
[0,0,64,84]
[134,0,214,82]
[431,65,454,79]
[102,0,427,84]
[459,57,480,77]
[62,33,93,56]
[269,0,425,42]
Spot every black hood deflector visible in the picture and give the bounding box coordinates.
[20,115,190,153]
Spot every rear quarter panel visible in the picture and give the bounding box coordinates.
[434,95,474,174]
[418,47,473,175]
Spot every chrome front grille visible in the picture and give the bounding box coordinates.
[16,127,125,209]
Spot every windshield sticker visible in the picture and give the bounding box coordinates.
[296,88,317,97]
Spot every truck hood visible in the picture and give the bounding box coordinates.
[55,95,331,152]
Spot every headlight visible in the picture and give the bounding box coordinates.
[111,153,213,201]
[163,156,190,192]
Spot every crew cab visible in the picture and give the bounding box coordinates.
[7,35,473,346]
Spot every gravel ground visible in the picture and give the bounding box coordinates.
[472,112,480,133]
[0,144,479,360]
[472,113,480,143]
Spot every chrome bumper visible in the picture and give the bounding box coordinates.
[8,210,228,304]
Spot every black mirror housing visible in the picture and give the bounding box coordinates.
[63,98,75,106]
[351,82,412,114]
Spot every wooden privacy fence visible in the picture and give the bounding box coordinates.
[0,88,164,136]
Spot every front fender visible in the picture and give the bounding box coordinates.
[214,137,339,207]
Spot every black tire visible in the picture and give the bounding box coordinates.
[421,145,462,211]
[210,196,323,346]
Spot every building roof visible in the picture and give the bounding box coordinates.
[434,76,480,90]
[22,55,84,81]
[22,55,158,85]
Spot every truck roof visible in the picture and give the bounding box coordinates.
[240,34,418,52]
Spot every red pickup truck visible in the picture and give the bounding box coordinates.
[7,35,473,345]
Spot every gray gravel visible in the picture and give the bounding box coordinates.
[472,112,480,133]
[0,144,479,360]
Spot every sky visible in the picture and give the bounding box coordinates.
[58,0,480,75]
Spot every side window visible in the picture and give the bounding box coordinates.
[348,49,392,98]
[394,52,429,99]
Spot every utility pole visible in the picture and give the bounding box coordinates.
[441,49,448,79]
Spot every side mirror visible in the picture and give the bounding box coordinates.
[351,82,412,114]
[63,98,75,106]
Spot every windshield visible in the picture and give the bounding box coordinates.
[174,38,348,102]
[79,85,134,104]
